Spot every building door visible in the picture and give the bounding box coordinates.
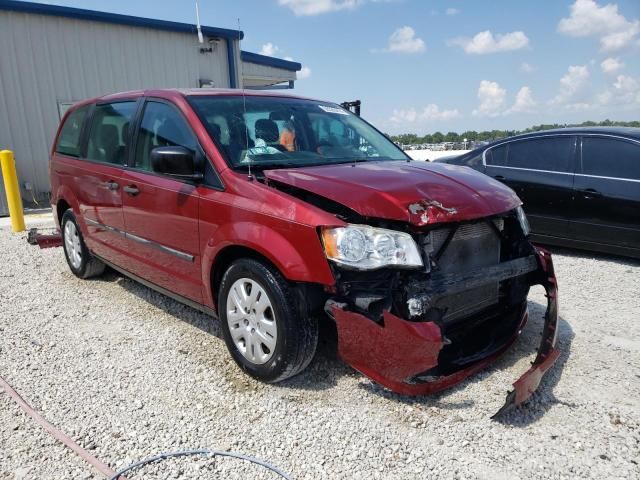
[121,100,202,302]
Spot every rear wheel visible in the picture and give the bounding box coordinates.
[218,258,318,382]
[61,210,105,279]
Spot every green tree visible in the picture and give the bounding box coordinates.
[444,131,459,142]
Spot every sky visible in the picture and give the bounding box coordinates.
[32,0,640,134]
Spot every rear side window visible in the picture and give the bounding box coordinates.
[485,144,508,166]
[582,137,640,180]
[506,136,575,172]
[86,102,137,165]
[134,101,198,171]
[55,106,89,157]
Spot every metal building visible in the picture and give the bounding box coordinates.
[0,0,302,215]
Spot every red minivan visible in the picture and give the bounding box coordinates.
[50,89,559,415]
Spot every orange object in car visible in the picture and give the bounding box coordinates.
[280,128,296,152]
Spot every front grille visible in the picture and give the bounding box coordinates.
[425,219,503,322]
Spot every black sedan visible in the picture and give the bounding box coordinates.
[438,127,640,259]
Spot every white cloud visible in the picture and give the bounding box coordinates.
[598,74,640,107]
[558,0,640,51]
[600,57,624,73]
[390,104,461,123]
[507,86,537,114]
[449,30,529,54]
[445,8,460,16]
[520,62,536,73]
[376,26,426,54]
[551,65,591,107]
[297,66,312,80]
[259,43,279,56]
[278,0,362,16]
[472,80,507,117]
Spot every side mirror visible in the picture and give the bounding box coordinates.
[150,146,203,181]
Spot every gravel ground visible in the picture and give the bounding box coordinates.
[1,217,639,480]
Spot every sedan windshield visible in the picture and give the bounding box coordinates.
[188,95,409,168]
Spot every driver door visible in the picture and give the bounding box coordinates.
[121,99,202,302]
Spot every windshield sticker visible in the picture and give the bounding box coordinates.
[318,105,349,115]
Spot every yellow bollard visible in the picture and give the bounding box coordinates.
[0,150,26,232]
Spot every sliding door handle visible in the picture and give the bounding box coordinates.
[123,185,140,196]
[493,175,505,181]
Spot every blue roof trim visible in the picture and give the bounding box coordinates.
[241,51,302,72]
[0,0,244,40]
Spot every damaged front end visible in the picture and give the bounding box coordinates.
[324,210,559,417]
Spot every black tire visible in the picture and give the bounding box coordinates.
[218,258,318,383]
[61,209,105,279]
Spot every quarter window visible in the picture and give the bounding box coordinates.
[86,102,137,165]
[581,137,640,180]
[134,102,197,171]
[485,144,508,166]
[55,106,89,157]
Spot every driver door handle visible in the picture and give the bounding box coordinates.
[494,175,505,181]
[123,185,140,196]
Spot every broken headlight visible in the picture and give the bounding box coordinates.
[321,225,423,270]
[516,205,530,236]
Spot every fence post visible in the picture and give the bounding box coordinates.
[0,150,26,232]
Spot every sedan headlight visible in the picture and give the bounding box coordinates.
[516,205,530,236]
[321,225,423,270]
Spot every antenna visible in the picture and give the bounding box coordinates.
[237,17,253,181]
[195,0,204,44]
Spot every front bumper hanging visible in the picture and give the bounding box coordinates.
[328,246,560,417]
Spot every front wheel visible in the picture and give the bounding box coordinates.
[218,258,318,383]
[61,209,105,279]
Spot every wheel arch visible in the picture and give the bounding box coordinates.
[202,222,335,310]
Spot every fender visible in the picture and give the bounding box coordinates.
[201,221,335,307]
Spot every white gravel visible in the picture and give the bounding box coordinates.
[1,216,639,479]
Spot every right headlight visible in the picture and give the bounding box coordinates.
[321,224,423,270]
[516,205,530,236]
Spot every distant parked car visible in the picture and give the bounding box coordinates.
[438,127,640,259]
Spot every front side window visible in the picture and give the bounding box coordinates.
[188,95,408,168]
[507,136,575,172]
[581,137,640,180]
[55,106,89,157]
[134,102,198,171]
[86,102,136,165]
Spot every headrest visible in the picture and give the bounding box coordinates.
[255,119,279,143]
[99,124,118,148]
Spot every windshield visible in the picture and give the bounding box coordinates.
[188,95,409,168]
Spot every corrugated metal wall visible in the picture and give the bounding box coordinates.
[0,10,236,214]
[241,61,296,88]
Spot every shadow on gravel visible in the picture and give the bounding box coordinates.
[99,269,223,338]
[494,305,575,427]
[353,298,574,421]
[97,268,575,421]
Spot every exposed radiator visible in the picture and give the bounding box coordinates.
[426,219,503,322]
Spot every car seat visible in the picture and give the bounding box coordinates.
[255,119,285,151]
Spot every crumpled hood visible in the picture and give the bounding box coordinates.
[264,161,521,225]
